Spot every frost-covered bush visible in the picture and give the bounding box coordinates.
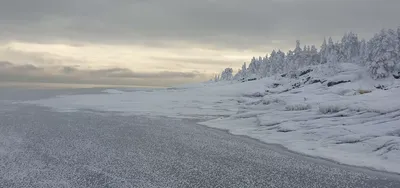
[285,104,312,111]
[337,89,355,96]
[243,92,265,98]
[262,97,286,105]
[357,89,372,95]
[319,104,344,114]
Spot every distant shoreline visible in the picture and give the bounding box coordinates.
[0,81,164,89]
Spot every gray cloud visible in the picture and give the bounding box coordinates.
[0,61,13,67]
[1,0,399,49]
[1,0,399,86]
[0,61,43,72]
[61,66,78,74]
[0,47,87,66]
[0,61,207,86]
[150,56,239,67]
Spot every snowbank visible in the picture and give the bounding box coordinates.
[22,63,400,174]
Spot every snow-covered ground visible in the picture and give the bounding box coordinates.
[22,63,400,174]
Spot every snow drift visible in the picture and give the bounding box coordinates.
[22,62,400,174]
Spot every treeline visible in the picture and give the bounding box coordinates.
[215,27,400,81]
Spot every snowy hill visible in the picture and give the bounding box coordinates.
[201,27,400,173]
[202,62,400,173]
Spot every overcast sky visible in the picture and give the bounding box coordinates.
[0,0,399,87]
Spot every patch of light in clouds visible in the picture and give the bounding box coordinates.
[1,41,263,74]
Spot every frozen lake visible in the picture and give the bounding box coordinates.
[0,88,399,187]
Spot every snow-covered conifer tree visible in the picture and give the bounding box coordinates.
[320,38,328,64]
[275,50,286,73]
[285,50,295,72]
[310,45,320,65]
[340,32,360,63]
[367,29,398,79]
[397,27,400,71]
[359,39,367,65]
[220,68,233,80]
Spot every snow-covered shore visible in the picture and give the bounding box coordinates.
[23,63,400,174]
